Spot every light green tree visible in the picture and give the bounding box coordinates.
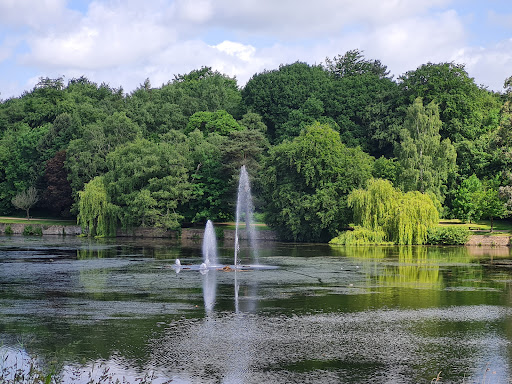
[475,177,507,232]
[77,176,117,237]
[344,178,439,245]
[452,174,482,223]
[397,97,457,205]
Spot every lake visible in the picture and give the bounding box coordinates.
[1,236,512,383]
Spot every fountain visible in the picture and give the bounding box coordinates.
[173,166,274,274]
[202,220,218,267]
[234,165,258,266]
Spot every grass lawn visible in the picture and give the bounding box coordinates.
[439,218,512,233]
[0,216,76,226]
[214,222,272,231]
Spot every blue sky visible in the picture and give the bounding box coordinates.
[1,0,511,99]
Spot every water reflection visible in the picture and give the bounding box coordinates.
[2,238,512,383]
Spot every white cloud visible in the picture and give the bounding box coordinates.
[212,41,256,61]
[452,39,512,91]
[21,1,176,70]
[200,0,454,37]
[2,0,510,98]
[365,10,467,77]
[0,0,76,29]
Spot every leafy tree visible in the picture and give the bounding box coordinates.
[261,122,373,242]
[242,62,331,142]
[452,174,482,223]
[105,138,193,230]
[77,176,117,237]
[372,156,399,185]
[172,66,242,118]
[40,150,74,217]
[185,110,242,136]
[169,129,229,223]
[324,49,391,79]
[398,62,501,143]
[475,177,507,232]
[11,186,39,219]
[0,124,50,214]
[396,97,457,205]
[277,96,337,142]
[452,174,506,230]
[66,112,141,202]
[320,73,401,155]
[347,178,439,245]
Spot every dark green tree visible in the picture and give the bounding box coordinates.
[324,49,391,79]
[398,62,502,143]
[261,122,373,242]
[242,62,331,142]
[105,138,193,230]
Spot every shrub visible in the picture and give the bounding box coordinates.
[426,226,470,245]
[330,226,393,246]
[22,225,43,236]
[4,225,13,235]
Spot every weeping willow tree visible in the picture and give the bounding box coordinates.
[77,176,117,237]
[349,178,397,231]
[389,191,439,245]
[336,178,439,245]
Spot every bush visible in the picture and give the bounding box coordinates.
[22,225,43,236]
[330,226,393,246]
[4,225,13,235]
[426,226,470,245]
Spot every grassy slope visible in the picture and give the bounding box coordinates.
[0,216,76,226]
[439,219,512,234]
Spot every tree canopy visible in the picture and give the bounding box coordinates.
[261,122,373,242]
[0,54,511,242]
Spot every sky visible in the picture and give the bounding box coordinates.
[1,0,511,99]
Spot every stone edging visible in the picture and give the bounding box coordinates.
[0,223,508,246]
[465,234,511,247]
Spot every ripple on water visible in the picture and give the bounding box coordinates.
[148,305,511,383]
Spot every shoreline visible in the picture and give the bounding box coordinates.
[0,223,509,246]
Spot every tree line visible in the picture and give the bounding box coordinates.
[1,50,511,242]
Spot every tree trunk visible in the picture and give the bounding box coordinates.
[490,216,494,233]
[26,208,30,220]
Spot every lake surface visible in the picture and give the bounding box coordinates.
[1,236,512,383]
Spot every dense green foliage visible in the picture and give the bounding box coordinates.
[0,53,511,241]
[426,226,470,245]
[396,97,457,205]
[329,225,391,245]
[261,123,373,242]
[347,179,439,245]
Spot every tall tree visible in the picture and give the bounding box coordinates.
[40,150,74,217]
[242,62,331,142]
[261,122,373,242]
[77,176,117,237]
[105,138,193,230]
[452,174,482,223]
[396,97,457,205]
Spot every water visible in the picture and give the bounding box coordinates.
[1,236,512,383]
[234,165,258,266]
